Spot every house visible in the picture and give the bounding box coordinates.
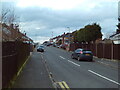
[109,33,120,44]
[62,33,73,45]
[2,23,34,43]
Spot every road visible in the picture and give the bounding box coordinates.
[40,46,119,88]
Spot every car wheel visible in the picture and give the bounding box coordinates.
[77,56,80,61]
[89,59,93,62]
[71,55,74,59]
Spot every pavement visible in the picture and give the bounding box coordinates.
[13,49,53,88]
[93,56,119,69]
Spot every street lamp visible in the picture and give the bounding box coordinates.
[67,27,70,44]
[67,27,71,51]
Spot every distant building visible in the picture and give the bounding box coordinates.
[109,4,120,44]
[52,32,74,45]
[2,23,33,43]
[109,33,120,44]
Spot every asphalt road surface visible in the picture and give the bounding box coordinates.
[41,46,120,88]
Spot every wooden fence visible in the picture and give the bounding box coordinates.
[2,41,31,88]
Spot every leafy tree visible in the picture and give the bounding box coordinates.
[77,28,85,42]
[72,30,78,43]
[76,23,102,43]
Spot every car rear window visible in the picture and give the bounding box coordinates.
[39,46,44,48]
[75,49,82,53]
[83,51,92,55]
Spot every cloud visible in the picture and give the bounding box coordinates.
[2,0,119,42]
[31,36,50,43]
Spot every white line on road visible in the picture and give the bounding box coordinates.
[68,60,80,67]
[88,70,120,85]
[59,56,65,60]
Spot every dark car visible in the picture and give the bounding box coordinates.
[53,44,57,47]
[46,43,52,46]
[37,45,44,52]
[71,48,93,61]
[59,44,67,49]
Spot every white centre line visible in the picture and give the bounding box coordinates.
[59,56,65,60]
[68,60,80,67]
[88,70,120,85]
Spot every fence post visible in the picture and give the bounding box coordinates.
[103,43,104,59]
[111,43,113,60]
[96,43,97,57]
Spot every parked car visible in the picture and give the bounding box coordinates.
[37,45,44,52]
[71,48,93,61]
[57,45,60,48]
[60,44,66,49]
[46,43,52,46]
[53,44,57,47]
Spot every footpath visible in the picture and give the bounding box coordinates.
[93,56,119,69]
[13,49,53,88]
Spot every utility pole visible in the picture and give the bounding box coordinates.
[51,31,53,43]
[67,27,70,44]
[67,27,71,51]
[52,31,53,38]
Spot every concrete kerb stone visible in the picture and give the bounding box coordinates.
[93,56,119,69]
[93,56,119,62]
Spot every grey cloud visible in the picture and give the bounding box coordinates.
[2,1,118,42]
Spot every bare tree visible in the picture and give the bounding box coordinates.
[1,8,10,23]
[1,6,19,25]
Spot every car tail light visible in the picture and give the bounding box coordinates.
[80,51,83,54]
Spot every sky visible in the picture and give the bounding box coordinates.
[1,0,119,43]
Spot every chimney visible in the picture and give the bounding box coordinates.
[15,24,19,31]
[10,24,14,29]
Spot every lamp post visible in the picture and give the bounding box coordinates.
[67,27,71,51]
[67,27,70,44]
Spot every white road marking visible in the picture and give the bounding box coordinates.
[59,56,65,59]
[68,60,80,67]
[88,70,120,85]
[41,55,44,59]
[98,61,104,63]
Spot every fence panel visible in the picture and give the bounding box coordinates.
[113,44,120,60]
[97,43,103,58]
[2,54,17,88]
[2,41,30,88]
[104,44,112,59]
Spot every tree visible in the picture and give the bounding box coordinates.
[76,23,102,43]
[72,30,78,43]
[116,16,120,34]
[1,6,19,25]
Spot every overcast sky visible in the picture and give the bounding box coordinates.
[1,0,119,43]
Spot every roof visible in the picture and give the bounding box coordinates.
[110,33,120,38]
[2,23,33,42]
